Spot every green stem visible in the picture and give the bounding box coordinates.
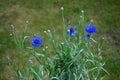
[61,8,67,41]
[33,47,41,64]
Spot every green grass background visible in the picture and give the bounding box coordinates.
[0,0,120,80]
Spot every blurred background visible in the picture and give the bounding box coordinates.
[0,0,120,80]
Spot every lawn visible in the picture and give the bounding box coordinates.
[0,0,120,80]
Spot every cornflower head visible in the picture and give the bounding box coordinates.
[85,24,96,39]
[66,25,77,37]
[31,36,42,47]
[85,24,96,33]
[66,18,70,24]
[10,25,16,32]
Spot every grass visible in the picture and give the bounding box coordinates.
[0,0,120,80]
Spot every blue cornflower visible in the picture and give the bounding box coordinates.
[85,25,96,33]
[31,36,42,47]
[66,25,77,37]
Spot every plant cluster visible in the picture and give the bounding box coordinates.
[9,7,107,80]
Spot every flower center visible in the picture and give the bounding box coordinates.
[34,39,39,44]
[70,28,74,33]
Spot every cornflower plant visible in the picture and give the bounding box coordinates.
[9,7,108,80]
